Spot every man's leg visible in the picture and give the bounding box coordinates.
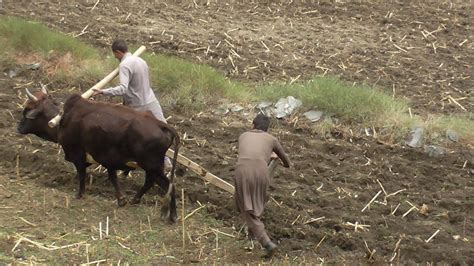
[240,211,271,248]
[144,100,172,172]
[240,211,277,256]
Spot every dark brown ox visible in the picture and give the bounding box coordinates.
[18,88,180,222]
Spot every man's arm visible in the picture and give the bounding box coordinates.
[273,138,291,168]
[99,65,131,96]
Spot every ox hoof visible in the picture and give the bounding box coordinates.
[160,207,176,223]
[117,197,128,207]
[75,192,83,199]
[131,197,141,205]
[160,206,170,220]
[169,214,177,224]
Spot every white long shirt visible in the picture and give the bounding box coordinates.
[102,52,157,108]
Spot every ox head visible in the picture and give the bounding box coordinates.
[17,86,60,142]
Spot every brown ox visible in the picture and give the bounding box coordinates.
[18,88,180,222]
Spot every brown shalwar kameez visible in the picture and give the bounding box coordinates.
[234,129,290,246]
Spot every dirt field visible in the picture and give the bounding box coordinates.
[1,1,473,264]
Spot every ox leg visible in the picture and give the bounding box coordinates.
[73,162,87,199]
[65,147,88,199]
[157,173,177,223]
[131,171,156,204]
[107,169,127,207]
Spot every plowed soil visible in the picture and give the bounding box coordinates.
[1,1,473,264]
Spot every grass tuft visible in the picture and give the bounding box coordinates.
[257,76,409,125]
[0,16,111,83]
[141,53,252,110]
[0,16,99,60]
[423,113,474,142]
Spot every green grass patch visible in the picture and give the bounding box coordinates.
[257,76,409,125]
[423,112,474,142]
[141,52,252,110]
[0,16,110,83]
[0,16,99,60]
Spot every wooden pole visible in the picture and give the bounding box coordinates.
[268,158,278,175]
[84,148,235,194]
[166,149,235,194]
[181,189,185,250]
[48,46,147,128]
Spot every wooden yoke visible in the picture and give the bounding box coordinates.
[47,46,147,128]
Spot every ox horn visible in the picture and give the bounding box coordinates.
[40,83,48,94]
[25,88,38,102]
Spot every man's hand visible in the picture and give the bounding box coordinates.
[92,88,104,97]
[270,152,278,160]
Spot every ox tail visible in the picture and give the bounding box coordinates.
[162,127,180,222]
[165,127,180,196]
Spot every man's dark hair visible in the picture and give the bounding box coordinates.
[111,39,128,53]
[253,114,271,132]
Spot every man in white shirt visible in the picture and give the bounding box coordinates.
[93,39,172,170]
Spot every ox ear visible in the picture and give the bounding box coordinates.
[25,108,41,119]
